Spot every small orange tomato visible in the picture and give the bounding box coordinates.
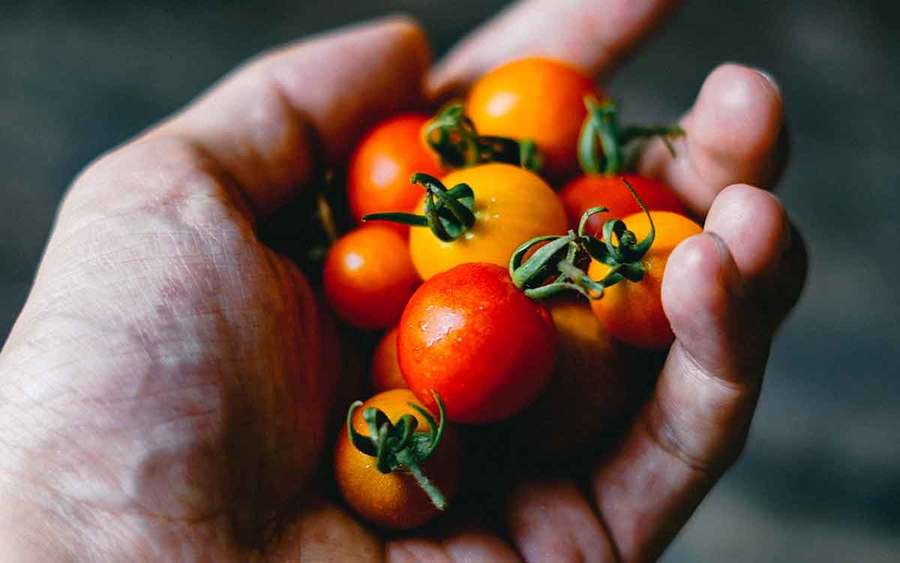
[467,57,601,179]
[589,211,702,348]
[323,225,420,329]
[334,389,459,530]
[348,114,442,227]
[407,164,567,280]
[560,174,686,236]
[510,298,631,457]
[371,327,405,392]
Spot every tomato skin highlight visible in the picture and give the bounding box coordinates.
[348,114,442,229]
[323,225,420,330]
[589,211,702,348]
[467,57,601,179]
[398,263,558,424]
[408,163,567,280]
[334,389,459,530]
[371,327,406,392]
[560,174,686,236]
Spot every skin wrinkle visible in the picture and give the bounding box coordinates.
[0,131,319,557]
[646,385,728,478]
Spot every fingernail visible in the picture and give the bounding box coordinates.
[754,67,780,92]
[707,232,747,298]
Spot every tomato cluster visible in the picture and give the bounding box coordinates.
[317,57,703,529]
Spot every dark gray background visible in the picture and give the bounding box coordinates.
[2,1,899,560]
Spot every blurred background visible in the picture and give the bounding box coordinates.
[2,0,898,560]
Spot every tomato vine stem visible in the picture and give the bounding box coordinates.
[578,97,684,176]
[363,173,476,242]
[346,393,449,511]
[509,178,656,300]
[424,102,543,172]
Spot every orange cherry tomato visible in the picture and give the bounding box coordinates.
[589,211,702,348]
[560,173,686,236]
[334,389,459,530]
[398,263,557,424]
[323,225,420,329]
[348,114,442,228]
[371,327,405,392]
[407,163,567,280]
[509,298,631,457]
[467,57,602,179]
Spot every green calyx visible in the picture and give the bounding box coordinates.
[578,96,684,176]
[424,102,543,172]
[509,178,655,300]
[346,393,449,511]
[363,173,475,242]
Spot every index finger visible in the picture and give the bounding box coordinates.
[429,0,680,96]
[148,17,430,217]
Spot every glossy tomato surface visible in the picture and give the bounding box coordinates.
[334,389,459,530]
[348,114,442,227]
[467,57,601,179]
[397,263,558,424]
[324,225,420,329]
[560,174,686,236]
[408,163,567,280]
[589,211,702,348]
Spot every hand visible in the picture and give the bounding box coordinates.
[0,2,806,561]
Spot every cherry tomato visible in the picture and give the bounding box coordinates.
[560,173,686,236]
[467,57,601,179]
[509,298,631,457]
[334,389,459,530]
[398,263,557,424]
[371,327,405,392]
[348,114,442,228]
[323,225,420,329]
[589,211,702,348]
[408,163,567,280]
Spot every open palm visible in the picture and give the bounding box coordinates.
[0,2,806,561]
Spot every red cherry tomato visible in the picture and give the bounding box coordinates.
[324,225,420,329]
[397,263,557,424]
[560,174,686,236]
[348,114,442,229]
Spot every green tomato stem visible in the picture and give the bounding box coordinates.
[509,178,656,301]
[395,449,447,511]
[344,394,450,512]
[424,102,543,172]
[577,97,685,176]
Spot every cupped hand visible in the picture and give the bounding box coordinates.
[0,1,806,561]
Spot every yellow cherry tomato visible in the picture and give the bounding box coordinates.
[408,163,567,280]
